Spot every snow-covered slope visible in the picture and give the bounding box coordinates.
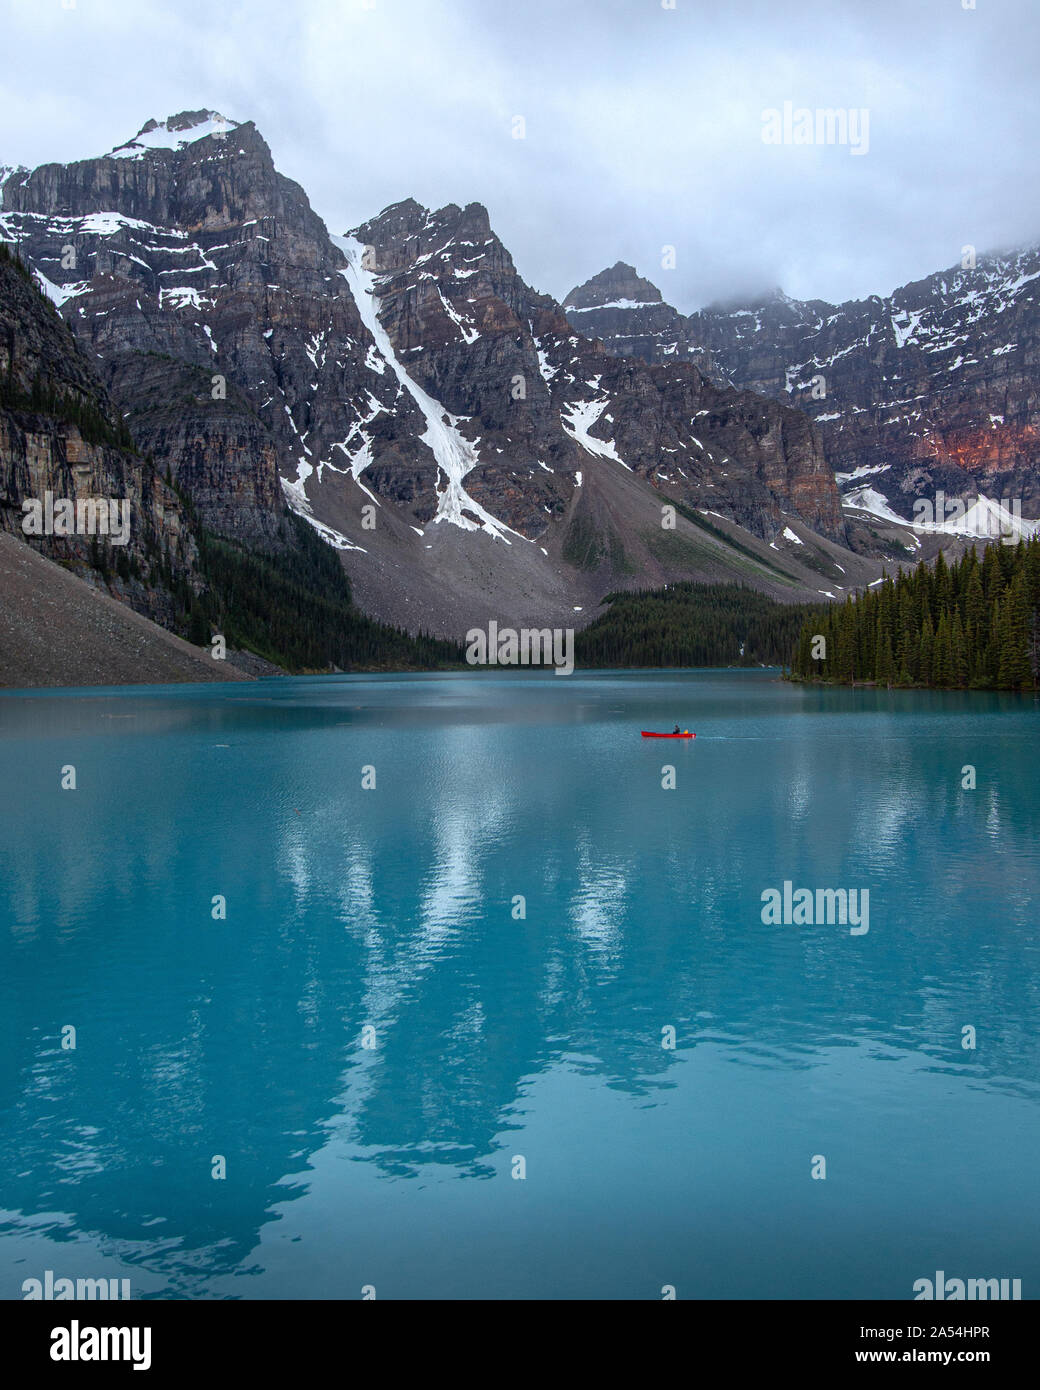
[109,111,241,158]
[332,233,520,542]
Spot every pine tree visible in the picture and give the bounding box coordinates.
[919,611,934,684]
[997,572,1034,689]
[835,599,857,681]
[982,543,1003,602]
[875,623,895,686]
[933,611,954,687]
[951,609,968,687]
[983,597,1002,686]
[964,562,987,645]
[933,548,952,613]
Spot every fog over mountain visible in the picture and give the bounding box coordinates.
[3,0,1038,312]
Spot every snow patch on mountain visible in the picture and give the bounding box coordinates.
[280,461,367,553]
[561,398,631,469]
[843,484,1040,539]
[566,299,660,313]
[435,285,480,344]
[891,309,923,349]
[318,392,386,507]
[914,494,1040,540]
[333,234,520,542]
[532,338,559,384]
[32,267,89,307]
[842,486,907,524]
[834,462,892,487]
[110,113,239,159]
[159,286,213,311]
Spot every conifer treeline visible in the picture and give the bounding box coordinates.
[575,582,819,668]
[791,539,1040,690]
[0,238,34,283]
[0,370,138,452]
[190,513,464,671]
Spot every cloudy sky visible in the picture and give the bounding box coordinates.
[3,0,1037,311]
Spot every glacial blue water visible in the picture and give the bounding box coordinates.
[0,670,1038,1301]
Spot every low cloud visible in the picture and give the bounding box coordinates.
[2,0,1037,311]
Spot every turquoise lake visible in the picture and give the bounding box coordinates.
[0,670,1038,1300]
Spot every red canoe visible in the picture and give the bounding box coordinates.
[641,730,695,738]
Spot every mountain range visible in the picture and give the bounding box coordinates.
[565,251,1040,552]
[2,109,1038,675]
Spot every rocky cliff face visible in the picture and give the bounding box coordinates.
[563,261,715,374]
[0,247,201,628]
[689,253,1040,528]
[2,111,858,636]
[0,114,346,548]
[567,249,1040,535]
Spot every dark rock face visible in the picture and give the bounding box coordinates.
[347,198,577,535]
[0,251,201,626]
[108,352,285,543]
[567,249,1040,524]
[563,261,715,375]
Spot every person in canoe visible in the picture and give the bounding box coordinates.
[672,724,680,734]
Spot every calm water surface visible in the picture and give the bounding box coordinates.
[0,670,1037,1299]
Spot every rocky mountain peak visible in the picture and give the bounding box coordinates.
[109,111,241,159]
[352,197,513,281]
[458,201,492,234]
[0,163,28,201]
[167,109,233,132]
[562,262,715,376]
[565,261,663,311]
[358,197,491,241]
[700,285,811,317]
[351,198,433,265]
